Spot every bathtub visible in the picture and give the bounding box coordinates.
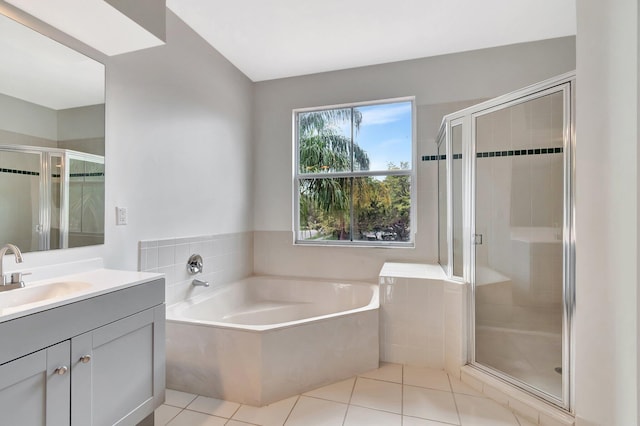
[165,275,379,406]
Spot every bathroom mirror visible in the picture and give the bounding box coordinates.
[0,12,105,253]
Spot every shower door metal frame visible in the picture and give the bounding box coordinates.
[437,71,575,412]
[436,124,450,276]
[468,73,575,411]
[0,144,48,250]
[437,117,468,281]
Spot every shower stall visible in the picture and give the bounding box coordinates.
[0,145,105,252]
[437,72,575,410]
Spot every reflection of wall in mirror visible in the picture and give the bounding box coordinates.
[0,93,104,155]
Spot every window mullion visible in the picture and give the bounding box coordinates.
[350,107,355,241]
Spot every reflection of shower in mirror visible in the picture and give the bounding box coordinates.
[0,144,105,252]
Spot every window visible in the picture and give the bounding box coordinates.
[294,98,415,246]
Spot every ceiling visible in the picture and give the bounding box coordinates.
[0,12,104,110]
[167,0,577,82]
[0,0,577,96]
[4,0,164,56]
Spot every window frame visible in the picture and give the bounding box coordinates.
[293,96,417,248]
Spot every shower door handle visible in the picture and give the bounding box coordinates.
[473,234,483,245]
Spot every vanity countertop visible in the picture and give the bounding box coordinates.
[0,268,164,324]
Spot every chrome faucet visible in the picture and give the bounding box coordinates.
[192,279,210,287]
[0,243,26,290]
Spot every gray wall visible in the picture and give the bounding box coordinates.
[252,36,576,281]
[0,93,57,141]
[575,0,639,424]
[58,104,105,156]
[103,10,254,270]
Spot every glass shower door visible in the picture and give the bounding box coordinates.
[66,154,105,248]
[0,148,44,251]
[473,86,568,403]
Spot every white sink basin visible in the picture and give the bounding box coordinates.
[0,281,92,310]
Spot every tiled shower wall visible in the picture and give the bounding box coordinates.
[138,232,253,305]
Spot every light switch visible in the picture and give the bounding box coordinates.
[116,207,128,225]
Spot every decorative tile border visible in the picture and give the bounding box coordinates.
[422,147,563,161]
[0,169,105,178]
[421,154,461,161]
[69,172,105,178]
[0,167,39,175]
[476,147,563,158]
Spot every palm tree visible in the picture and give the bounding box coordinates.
[298,109,370,239]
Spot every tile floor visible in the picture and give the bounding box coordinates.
[154,363,534,426]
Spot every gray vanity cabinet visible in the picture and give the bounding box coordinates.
[0,278,165,426]
[0,341,71,425]
[72,305,165,426]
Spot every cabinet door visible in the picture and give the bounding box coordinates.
[72,306,165,426]
[0,341,70,425]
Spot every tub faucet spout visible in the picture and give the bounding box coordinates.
[192,279,209,287]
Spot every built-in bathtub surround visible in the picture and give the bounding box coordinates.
[138,232,253,305]
[165,276,379,406]
[378,262,467,376]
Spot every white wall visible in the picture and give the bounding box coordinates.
[575,0,639,424]
[103,10,254,270]
[0,92,57,142]
[252,37,576,281]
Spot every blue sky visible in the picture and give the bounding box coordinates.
[356,102,412,171]
[336,101,412,171]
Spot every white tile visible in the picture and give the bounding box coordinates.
[226,421,256,426]
[403,385,459,425]
[350,377,402,414]
[158,245,176,267]
[190,241,204,257]
[232,396,298,426]
[509,398,539,423]
[303,378,355,403]
[139,240,158,249]
[358,362,402,383]
[460,370,484,393]
[165,389,198,408]
[285,396,347,426]
[154,405,181,426]
[167,410,226,426]
[158,237,176,247]
[448,375,485,397]
[516,413,539,426]
[539,412,574,426]
[175,243,190,267]
[145,247,159,270]
[484,385,509,405]
[343,405,401,426]
[186,395,240,418]
[403,416,456,426]
[404,366,451,392]
[455,394,519,426]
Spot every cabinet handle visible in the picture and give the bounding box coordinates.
[55,366,68,375]
[79,355,92,364]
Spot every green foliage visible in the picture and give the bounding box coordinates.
[298,111,411,242]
